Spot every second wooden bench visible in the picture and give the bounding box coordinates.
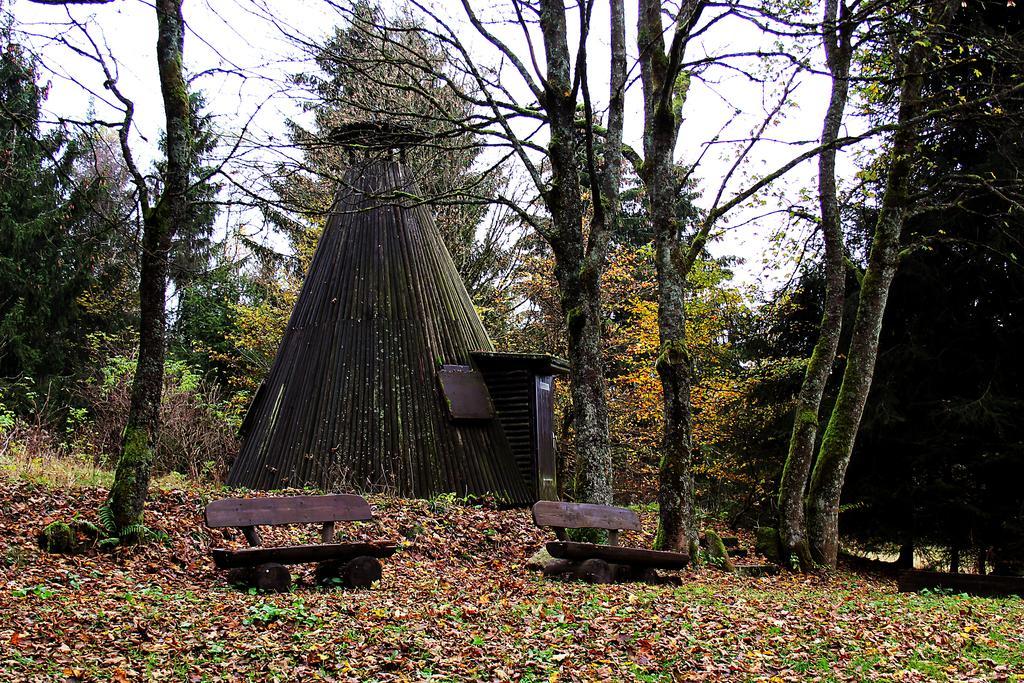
[533,501,690,583]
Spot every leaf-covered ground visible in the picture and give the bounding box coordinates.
[1,479,1022,682]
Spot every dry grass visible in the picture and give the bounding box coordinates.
[1,450,114,489]
[0,418,113,489]
[0,423,205,491]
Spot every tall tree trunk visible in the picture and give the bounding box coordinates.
[106,210,169,534]
[776,0,851,571]
[806,13,935,565]
[653,237,697,554]
[537,0,624,505]
[637,0,704,554]
[460,0,625,506]
[541,4,605,503]
[805,210,904,565]
[650,125,698,554]
[106,0,191,536]
[557,262,612,504]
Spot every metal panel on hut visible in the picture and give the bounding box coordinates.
[228,124,567,505]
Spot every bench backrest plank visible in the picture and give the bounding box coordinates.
[205,494,372,528]
[532,501,641,532]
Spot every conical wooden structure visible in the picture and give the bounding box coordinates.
[228,155,532,503]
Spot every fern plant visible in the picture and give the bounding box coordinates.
[96,505,168,545]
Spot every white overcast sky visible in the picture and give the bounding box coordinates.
[9,0,862,292]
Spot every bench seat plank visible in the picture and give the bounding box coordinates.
[212,542,397,569]
[533,501,642,532]
[546,541,689,569]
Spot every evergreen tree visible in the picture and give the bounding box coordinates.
[273,0,521,307]
[165,92,221,297]
[171,244,255,384]
[0,26,115,397]
[843,1,1024,572]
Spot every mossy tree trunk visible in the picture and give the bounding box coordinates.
[652,269,697,555]
[805,204,905,567]
[704,530,735,572]
[460,0,626,504]
[636,0,705,555]
[805,10,936,566]
[555,252,613,505]
[106,0,192,536]
[776,0,852,572]
[537,0,625,505]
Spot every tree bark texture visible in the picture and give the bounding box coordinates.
[106,0,191,535]
[776,0,851,571]
[556,259,612,505]
[637,0,704,555]
[537,0,625,505]
[806,12,935,565]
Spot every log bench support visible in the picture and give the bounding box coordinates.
[205,494,396,592]
[531,501,689,584]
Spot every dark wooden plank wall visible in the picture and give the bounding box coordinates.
[228,158,531,504]
[477,366,536,494]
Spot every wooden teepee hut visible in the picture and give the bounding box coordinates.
[228,131,565,504]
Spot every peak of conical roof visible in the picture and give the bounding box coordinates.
[228,158,531,504]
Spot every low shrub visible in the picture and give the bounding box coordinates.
[1,349,239,485]
[80,354,238,481]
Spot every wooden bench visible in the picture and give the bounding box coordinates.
[532,501,690,583]
[205,494,397,591]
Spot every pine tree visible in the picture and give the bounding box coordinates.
[0,26,102,394]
